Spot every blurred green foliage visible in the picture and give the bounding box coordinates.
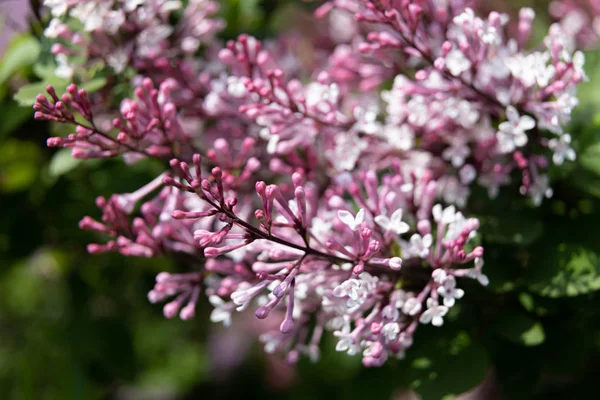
[2,1,600,399]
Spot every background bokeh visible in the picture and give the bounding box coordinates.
[2,1,600,399]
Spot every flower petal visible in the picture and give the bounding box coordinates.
[505,105,519,122]
[374,215,391,230]
[519,115,536,131]
[355,208,365,225]
[393,221,410,235]
[338,209,356,228]
[422,234,433,247]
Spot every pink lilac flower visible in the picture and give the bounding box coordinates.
[34,0,584,367]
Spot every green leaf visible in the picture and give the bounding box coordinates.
[0,139,41,192]
[521,322,546,346]
[492,312,546,346]
[80,77,107,94]
[570,168,600,199]
[13,82,49,107]
[579,142,600,176]
[0,102,33,139]
[48,149,82,178]
[518,293,534,312]
[0,34,41,85]
[528,244,600,297]
[576,50,600,108]
[406,329,490,399]
[33,63,59,80]
[12,76,68,107]
[238,0,263,27]
[221,0,264,36]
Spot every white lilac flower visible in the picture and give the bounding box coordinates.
[330,133,367,171]
[444,211,466,240]
[334,323,361,355]
[548,133,576,165]
[137,24,174,57]
[459,164,477,185]
[104,10,126,34]
[310,216,333,243]
[71,2,112,32]
[44,0,69,17]
[332,279,361,301]
[555,92,580,127]
[505,51,555,87]
[467,257,490,286]
[55,54,74,79]
[432,204,458,224]
[437,275,464,307]
[394,290,413,310]
[497,106,536,153]
[402,297,423,316]
[445,48,471,77]
[305,82,340,114]
[382,124,414,151]
[442,137,470,168]
[336,273,379,311]
[160,0,183,13]
[408,233,433,258]
[44,18,63,38]
[419,298,449,326]
[453,8,475,25]
[353,105,381,135]
[439,177,470,208]
[479,26,500,45]
[381,304,399,321]
[107,48,129,74]
[527,175,553,206]
[382,323,400,342]
[226,76,248,98]
[123,0,145,12]
[374,208,409,235]
[406,96,429,126]
[455,100,480,128]
[338,208,365,231]
[432,269,448,284]
[208,295,232,327]
[571,51,588,81]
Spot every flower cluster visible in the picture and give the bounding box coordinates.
[35,0,586,366]
[549,0,600,50]
[157,162,486,366]
[43,0,224,81]
[316,1,584,204]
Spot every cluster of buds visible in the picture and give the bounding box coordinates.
[35,77,200,160]
[79,169,208,259]
[36,0,588,366]
[141,159,488,366]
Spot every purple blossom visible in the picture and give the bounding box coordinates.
[34,0,590,367]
